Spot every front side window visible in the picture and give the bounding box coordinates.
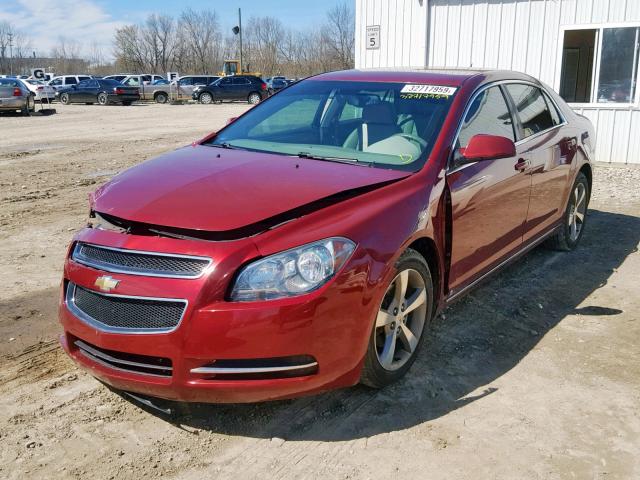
[458,86,515,148]
[559,26,640,104]
[505,84,555,138]
[207,80,456,171]
[66,77,78,85]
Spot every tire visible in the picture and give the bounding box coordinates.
[360,248,434,388]
[199,92,213,104]
[97,93,108,105]
[545,171,590,251]
[21,103,31,116]
[155,92,168,104]
[59,93,70,105]
[248,92,261,104]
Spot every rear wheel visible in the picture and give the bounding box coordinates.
[97,93,108,105]
[155,92,168,104]
[545,172,589,251]
[248,92,261,104]
[199,92,213,104]
[59,93,70,105]
[360,249,434,388]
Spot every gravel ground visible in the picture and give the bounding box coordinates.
[0,104,639,480]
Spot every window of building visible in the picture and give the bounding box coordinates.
[559,26,640,104]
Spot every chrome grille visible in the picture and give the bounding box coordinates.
[72,242,211,278]
[67,282,186,333]
[75,339,172,377]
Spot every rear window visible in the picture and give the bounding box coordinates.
[0,78,20,87]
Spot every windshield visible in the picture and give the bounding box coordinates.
[207,80,456,171]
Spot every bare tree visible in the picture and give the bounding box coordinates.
[323,2,355,69]
[177,9,222,74]
[0,21,33,74]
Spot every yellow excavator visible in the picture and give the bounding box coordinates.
[218,60,261,78]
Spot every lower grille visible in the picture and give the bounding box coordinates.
[75,339,172,377]
[66,282,187,333]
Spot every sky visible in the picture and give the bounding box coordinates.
[0,0,352,58]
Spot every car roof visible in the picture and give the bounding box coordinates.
[311,68,539,87]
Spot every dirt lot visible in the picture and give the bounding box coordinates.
[0,104,639,480]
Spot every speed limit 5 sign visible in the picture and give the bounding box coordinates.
[366,25,380,50]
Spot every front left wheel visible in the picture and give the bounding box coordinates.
[361,249,434,388]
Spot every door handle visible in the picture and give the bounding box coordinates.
[514,158,530,171]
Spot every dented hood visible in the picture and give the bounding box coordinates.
[93,145,410,233]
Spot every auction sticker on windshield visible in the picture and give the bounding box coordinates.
[400,84,457,96]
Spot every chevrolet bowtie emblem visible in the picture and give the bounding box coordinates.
[94,275,120,292]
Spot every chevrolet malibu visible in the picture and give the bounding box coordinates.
[59,69,594,403]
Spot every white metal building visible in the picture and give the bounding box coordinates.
[355,0,640,164]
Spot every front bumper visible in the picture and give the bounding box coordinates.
[59,228,373,403]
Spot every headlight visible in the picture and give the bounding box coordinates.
[230,237,356,301]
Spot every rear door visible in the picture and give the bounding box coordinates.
[503,83,574,243]
[446,85,531,295]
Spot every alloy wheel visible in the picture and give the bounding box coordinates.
[568,182,587,242]
[200,93,213,104]
[374,268,428,371]
[98,93,108,105]
[248,93,261,104]
[60,93,69,105]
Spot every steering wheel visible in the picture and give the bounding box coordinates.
[393,133,428,149]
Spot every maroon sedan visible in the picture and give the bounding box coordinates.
[59,69,594,403]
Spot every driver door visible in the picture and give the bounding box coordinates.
[446,85,531,295]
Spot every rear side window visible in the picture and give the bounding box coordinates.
[458,86,515,148]
[542,91,563,126]
[232,77,250,85]
[505,84,556,138]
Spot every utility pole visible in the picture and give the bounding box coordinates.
[238,8,243,73]
[8,32,13,76]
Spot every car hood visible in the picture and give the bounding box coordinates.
[92,145,410,235]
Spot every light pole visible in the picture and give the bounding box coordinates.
[8,32,13,76]
[232,8,243,74]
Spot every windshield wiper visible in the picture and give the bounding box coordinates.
[296,152,372,166]
[209,142,240,150]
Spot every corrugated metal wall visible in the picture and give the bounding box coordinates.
[355,0,640,163]
[355,0,428,68]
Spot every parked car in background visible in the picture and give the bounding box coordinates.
[59,69,594,404]
[267,78,289,95]
[103,74,130,82]
[174,75,220,101]
[0,77,35,115]
[117,75,173,103]
[120,75,166,86]
[48,75,93,91]
[57,78,139,105]
[193,75,266,104]
[24,79,56,103]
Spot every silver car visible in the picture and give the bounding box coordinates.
[0,78,35,115]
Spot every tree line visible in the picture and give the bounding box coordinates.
[0,3,354,78]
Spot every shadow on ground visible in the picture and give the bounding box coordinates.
[111,209,638,440]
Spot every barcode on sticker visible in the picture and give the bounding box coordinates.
[400,85,457,96]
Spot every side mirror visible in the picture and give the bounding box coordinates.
[461,134,516,162]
